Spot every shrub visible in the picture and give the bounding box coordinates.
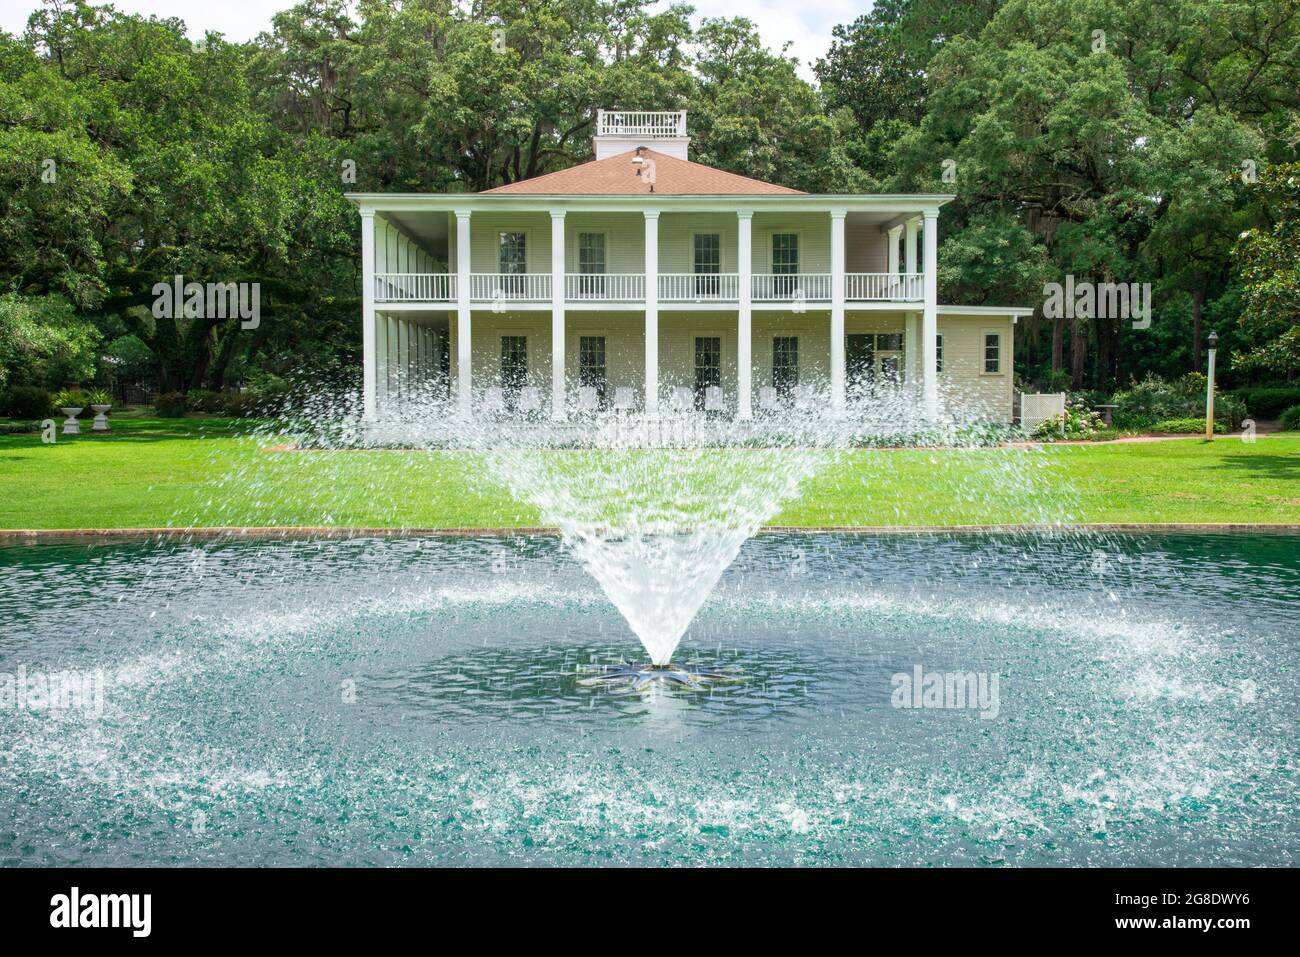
[1280,405,1300,431]
[186,389,226,413]
[1112,374,1245,430]
[51,389,90,414]
[1033,395,1109,440]
[83,388,111,407]
[1230,386,1300,419]
[0,420,42,434]
[0,385,52,418]
[1151,417,1224,434]
[221,392,259,418]
[153,391,188,417]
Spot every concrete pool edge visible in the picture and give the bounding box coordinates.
[2,523,1299,542]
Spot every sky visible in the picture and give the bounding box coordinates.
[0,0,863,80]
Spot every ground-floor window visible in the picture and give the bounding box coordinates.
[875,333,904,384]
[847,334,874,391]
[936,334,944,373]
[983,332,1001,373]
[846,332,904,388]
[773,336,798,395]
[694,336,721,409]
[579,335,607,404]
[501,335,527,399]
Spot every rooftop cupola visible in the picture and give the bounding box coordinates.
[593,109,690,161]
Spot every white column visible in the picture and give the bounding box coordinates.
[830,210,847,410]
[550,210,566,420]
[904,312,918,385]
[737,210,753,419]
[375,307,389,409]
[399,319,410,396]
[455,210,472,416]
[361,211,377,418]
[904,218,919,275]
[922,210,938,418]
[887,224,903,276]
[386,316,398,398]
[644,211,659,414]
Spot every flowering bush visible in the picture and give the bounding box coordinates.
[1032,395,1109,440]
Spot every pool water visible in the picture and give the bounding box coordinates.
[0,532,1295,866]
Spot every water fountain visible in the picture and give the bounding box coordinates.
[277,381,1001,681]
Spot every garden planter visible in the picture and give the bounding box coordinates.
[91,405,112,432]
[61,408,83,435]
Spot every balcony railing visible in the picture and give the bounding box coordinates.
[373,270,928,305]
[470,273,551,302]
[375,273,454,303]
[846,272,923,301]
[658,273,739,302]
[565,273,646,301]
[596,109,687,138]
[752,273,832,302]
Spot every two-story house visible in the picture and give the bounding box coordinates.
[348,110,1031,423]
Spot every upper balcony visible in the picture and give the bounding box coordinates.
[373,272,922,305]
[367,207,932,307]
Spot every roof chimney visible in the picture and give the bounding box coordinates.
[593,109,690,161]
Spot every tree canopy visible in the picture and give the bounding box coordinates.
[0,0,1296,398]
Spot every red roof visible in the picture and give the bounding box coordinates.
[481,149,804,196]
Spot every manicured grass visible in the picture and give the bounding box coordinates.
[0,417,1297,529]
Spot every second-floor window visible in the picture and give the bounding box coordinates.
[694,233,721,297]
[578,233,605,273]
[499,232,526,274]
[772,234,798,273]
[577,232,606,296]
[772,233,799,297]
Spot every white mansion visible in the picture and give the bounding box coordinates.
[349,110,1031,421]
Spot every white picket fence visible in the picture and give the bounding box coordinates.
[1021,393,1066,434]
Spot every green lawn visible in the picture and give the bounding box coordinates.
[1,417,1297,529]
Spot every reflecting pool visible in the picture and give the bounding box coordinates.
[0,532,1295,866]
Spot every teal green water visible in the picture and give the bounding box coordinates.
[0,532,1295,866]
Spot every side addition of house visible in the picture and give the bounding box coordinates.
[348,110,1031,421]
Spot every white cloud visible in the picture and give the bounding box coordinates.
[0,0,867,81]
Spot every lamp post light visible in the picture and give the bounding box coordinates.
[1205,330,1218,441]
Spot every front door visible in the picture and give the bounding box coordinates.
[694,336,721,410]
[579,335,607,406]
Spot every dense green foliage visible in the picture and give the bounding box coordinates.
[0,0,1296,400]
[1230,385,1300,418]
[1110,373,1245,429]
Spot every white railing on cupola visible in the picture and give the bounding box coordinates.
[596,109,687,138]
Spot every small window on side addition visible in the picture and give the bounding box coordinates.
[983,332,1000,374]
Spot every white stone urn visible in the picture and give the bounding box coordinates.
[61,408,83,435]
[91,404,112,432]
